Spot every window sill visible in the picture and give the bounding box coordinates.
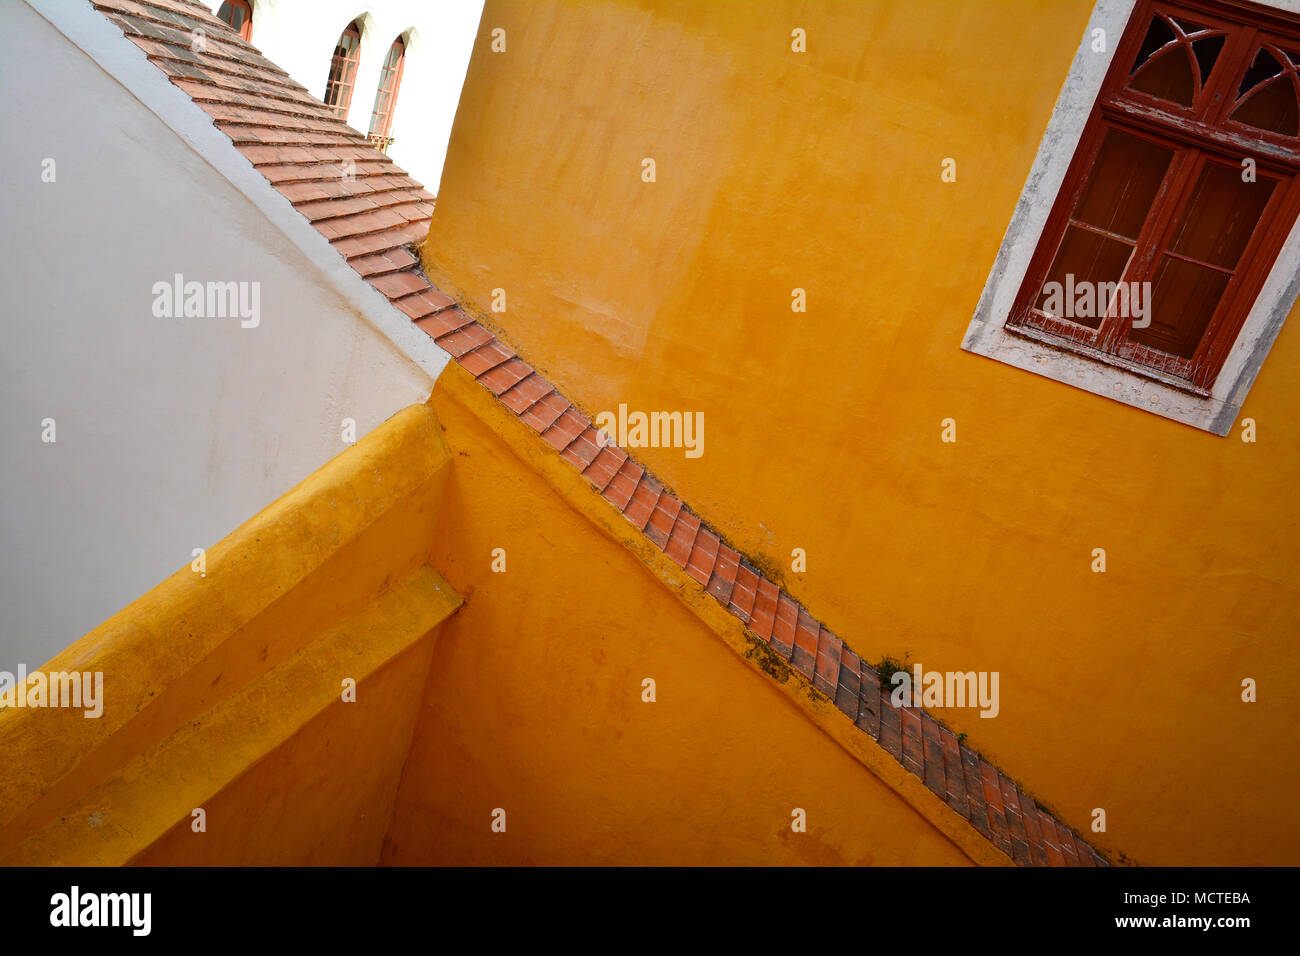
[963,313,1233,435]
[1004,323,1212,398]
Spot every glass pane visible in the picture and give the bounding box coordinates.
[1130,45,1196,105]
[1036,226,1134,329]
[1169,163,1276,269]
[1172,17,1206,35]
[1192,35,1225,85]
[1131,17,1176,73]
[1236,48,1284,97]
[1231,76,1300,136]
[1074,129,1175,240]
[1130,256,1230,358]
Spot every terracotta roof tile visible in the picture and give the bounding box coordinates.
[519,392,570,434]
[366,270,432,300]
[257,162,391,184]
[477,357,532,396]
[771,592,798,658]
[790,608,819,680]
[314,208,412,240]
[346,248,420,278]
[434,323,494,359]
[938,725,968,816]
[812,626,842,698]
[879,698,904,763]
[901,707,925,780]
[458,341,515,378]
[748,578,779,640]
[643,493,681,549]
[414,307,473,341]
[728,561,759,621]
[621,473,662,531]
[498,373,553,415]
[560,428,602,470]
[383,280,451,314]
[602,458,643,511]
[331,223,430,260]
[922,716,949,801]
[856,668,882,740]
[685,528,720,587]
[542,408,589,453]
[663,509,701,568]
[705,544,739,605]
[582,445,627,492]
[833,649,860,719]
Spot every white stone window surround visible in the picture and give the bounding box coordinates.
[962,0,1300,437]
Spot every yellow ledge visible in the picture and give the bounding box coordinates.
[0,403,461,864]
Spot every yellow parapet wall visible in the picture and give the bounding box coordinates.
[0,403,461,865]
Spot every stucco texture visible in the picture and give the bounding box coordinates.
[418,0,1300,864]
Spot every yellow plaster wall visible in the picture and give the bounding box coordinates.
[128,579,450,867]
[420,0,1300,864]
[0,405,460,865]
[382,370,972,866]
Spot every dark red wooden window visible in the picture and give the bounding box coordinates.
[368,37,407,145]
[324,21,363,119]
[1008,0,1300,394]
[216,0,252,42]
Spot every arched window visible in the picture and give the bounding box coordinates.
[216,0,252,42]
[324,20,363,119]
[368,36,407,150]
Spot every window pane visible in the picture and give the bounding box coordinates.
[1169,162,1276,269]
[1130,256,1231,358]
[1231,76,1300,136]
[1130,17,1176,73]
[1235,47,1284,96]
[1130,45,1196,105]
[1192,35,1225,86]
[1074,129,1175,240]
[1036,226,1134,329]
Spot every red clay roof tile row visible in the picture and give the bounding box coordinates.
[95,0,438,273]
[100,0,1106,867]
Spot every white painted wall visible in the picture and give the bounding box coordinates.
[0,0,436,668]
[205,0,485,193]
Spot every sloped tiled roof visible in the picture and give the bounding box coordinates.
[94,0,435,301]
[92,0,1108,867]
